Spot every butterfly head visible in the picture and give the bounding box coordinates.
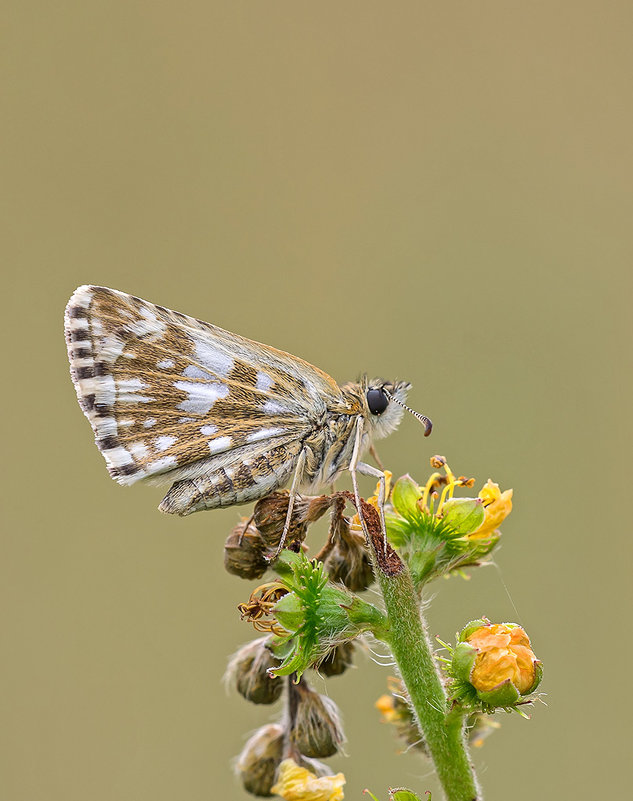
[361,378,432,440]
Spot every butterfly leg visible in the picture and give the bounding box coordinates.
[348,417,388,551]
[270,448,307,560]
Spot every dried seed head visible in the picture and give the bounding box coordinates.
[290,682,345,759]
[224,519,269,580]
[324,515,374,592]
[316,641,355,678]
[235,723,284,797]
[253,492,311,548]
[226,637,284,705]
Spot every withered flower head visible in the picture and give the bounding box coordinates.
[316,642,355,678]
[236,723,285,797]
[289,681,345,759]
[224,519,269,580]
[226,637,283,705]
[324,523,374,592]
[238,581,290,636]
[253,492,334,549]
[323,497,374,592]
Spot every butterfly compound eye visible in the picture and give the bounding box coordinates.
[367,388,389,415]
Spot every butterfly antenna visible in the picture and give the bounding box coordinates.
[383,388,433,436]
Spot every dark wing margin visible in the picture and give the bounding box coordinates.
[64,285,342,486]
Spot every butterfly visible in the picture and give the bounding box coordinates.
[64,286,431,548]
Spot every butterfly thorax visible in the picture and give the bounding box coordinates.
[299,383,366,490]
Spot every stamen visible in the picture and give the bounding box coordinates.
[383,388,432,436]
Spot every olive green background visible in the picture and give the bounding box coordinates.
[3,3,632,800]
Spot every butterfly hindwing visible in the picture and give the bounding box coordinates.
[64,286,344,485]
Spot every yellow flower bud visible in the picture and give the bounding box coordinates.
[271,758,346,801]
[467,623,539,696]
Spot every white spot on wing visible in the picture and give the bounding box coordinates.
[256,371,274,391]
[208,436,231,454]
[182,364,215,380]
[246,427,286,443]
[191,335,234,378]
[127,306,167,338]
[148,455,178,472]
[129,441,149,459]
[96,375,115,405]
[117,378,150,403]
[200,424,218,436]
[99,335,125,362]
[105,446,134,467]
[154,435,177,452]
[262,400,291,415]
[175,380,229,415]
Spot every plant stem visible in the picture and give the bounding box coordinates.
[377,565,481,801]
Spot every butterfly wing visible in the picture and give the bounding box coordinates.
[64,285,344,486]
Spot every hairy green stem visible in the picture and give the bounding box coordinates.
[377,566,480,801]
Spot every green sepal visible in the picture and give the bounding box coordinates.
[391,475,424,524]
[390,790,425,801]
[476,679,521,708]
[440,497,485,535]
[384,511,412,546]
[268,551,388,678]
[525,660,544,695]
[458,619,489,642]
[272,548,305,580]
[451,641,478,682]
[272,592,305,632]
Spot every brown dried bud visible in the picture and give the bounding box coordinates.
[224,520,269,580]
[324,516,374,592]
[253,492,335,549]
[236,723,284,797]
[227,637,284,705]
[289,682,345,759]
[316,641,355,678]
[253,492,309,548]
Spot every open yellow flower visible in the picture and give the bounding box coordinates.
[468,480,513,540]
[271,759,346,801]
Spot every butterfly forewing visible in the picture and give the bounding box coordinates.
[64,286,344,485]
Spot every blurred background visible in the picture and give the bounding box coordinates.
[3,3,632,799]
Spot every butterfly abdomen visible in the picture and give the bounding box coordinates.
[159,440,304,515]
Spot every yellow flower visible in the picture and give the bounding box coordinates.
[375,694,399,723]
[467,623,537,695]
[271,759,346,801]
[468,480,513,539]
